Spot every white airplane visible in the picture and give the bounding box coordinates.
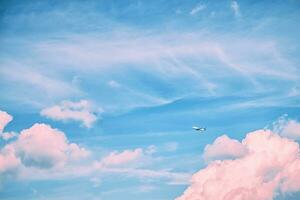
[192,126,206,132]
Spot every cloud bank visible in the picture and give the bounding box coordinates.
[40,100,98,128]
[0,110,187,186]
[177,130,300,200]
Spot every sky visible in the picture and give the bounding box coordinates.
[0,0,300,200]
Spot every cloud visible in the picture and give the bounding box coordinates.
[176,130,300,200]
[271,114,300,140]
[0,65,80,107]
[0,111,89,178]
[12,123,89,169]
[107,80,121,88]
[0,145,21,174]
[40,100,98,128]
[102,167,190,185]
[100,148,144,167]
[203,135,247,162]
[190,4,206,16]
[0,110,13,132]
[0,110,17,141]
[163,142,178,152]
[93,146,190,185]
[231,1,240,17]
[0,111,187,187]
[281,120,300,139]
[0,132,17,141]
[0,123,89,174]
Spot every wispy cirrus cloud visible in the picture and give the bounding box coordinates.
[190,3,206,16]
[231,1,240,17]
[0,63,81,108]
[1,29,299,112]
[30,32,299,100]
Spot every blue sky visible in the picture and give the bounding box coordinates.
[0,0,300,200]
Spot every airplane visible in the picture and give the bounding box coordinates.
[192,126,206,131]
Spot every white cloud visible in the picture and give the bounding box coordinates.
[0,65,80,107]
[176,130,300,200]
[231,1,240,17]
[0,110,13,132]
[32,32,298,99]
[40,100,98,128]
[190,4,206,16]
[203,135,247,162]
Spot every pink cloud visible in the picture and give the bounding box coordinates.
[0,131,17,141]
[270,115,300,140]
[101,148,143,167]
[40,100,98,128]
[13,123,89,168]
[0,111,90,177]
[203,135,247,162]
[0,110,13,132]
[0,145,21,173]
[177,130,300,200]
[281,120,300,139]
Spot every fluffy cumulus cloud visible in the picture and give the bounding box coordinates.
[0,122,89,176]
[0,145,21,174]
[203,135,247,162]
[0,110,13,132]
[13,123,89,168]
[40,100,98,128]
[177,130,300,200]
